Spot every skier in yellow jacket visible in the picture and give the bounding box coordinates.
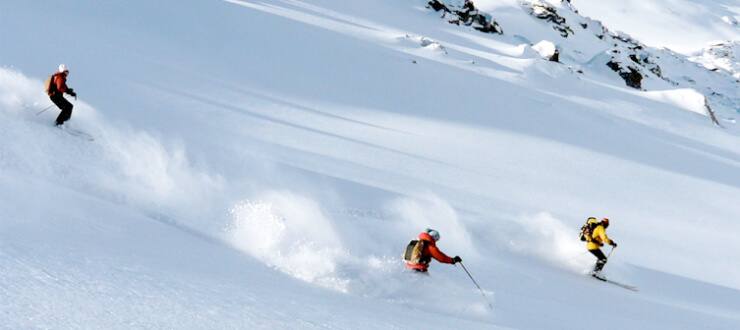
[587,218,617,276]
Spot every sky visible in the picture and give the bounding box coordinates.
[2,0,740,328]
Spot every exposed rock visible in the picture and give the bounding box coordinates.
[549,49,560,62]
[523,0,574,38]
[428,0,450,13]
[606,60,643,89]
[427,0,503,34]
[602,32,665,89]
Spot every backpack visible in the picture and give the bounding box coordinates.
[579,219,599,242]
[403,239,427,264]
[44,73,58,94]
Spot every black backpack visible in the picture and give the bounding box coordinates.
[579,219,599,242]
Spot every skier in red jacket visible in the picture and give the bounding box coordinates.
[404,228,462,273]
[47,64,77,126]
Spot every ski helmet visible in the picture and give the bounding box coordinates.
[59,64,68,73]
[601,218,610,228]
[426,228,440,241]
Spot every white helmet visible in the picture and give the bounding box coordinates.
[59,64,69,73]
[426,228,440,241]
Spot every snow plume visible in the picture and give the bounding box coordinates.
[225,191,349,291]
[0,68,45,116]
[0,67,222,222]
[505,212,591,272]
[387,194,475,259]
[223,193,489,310]
[96,128,221,210]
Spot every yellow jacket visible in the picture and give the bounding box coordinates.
[587,225,612,250]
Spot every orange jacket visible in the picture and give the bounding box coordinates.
[406,232,455,271]
[49,72,69,95]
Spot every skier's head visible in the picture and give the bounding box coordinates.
[59,64,69,74]
[601,218,610,228]
[587,217,598,225]
[426,228,440,241]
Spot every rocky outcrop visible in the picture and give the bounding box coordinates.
[523,0,574,38]
[427,0,738,115]
[692,41,740,80]
[427,0,503,34]
[603,32,666,90]
[606,60,643,89]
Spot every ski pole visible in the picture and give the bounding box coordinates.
[36,95,72,116]
[459,262,493,309]
[607,245,615,259]
[35,104,55,116]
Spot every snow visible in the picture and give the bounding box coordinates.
[641,88,708,116]
[2,0,740,328]
[531,40,557,59]
[569,0,740,54]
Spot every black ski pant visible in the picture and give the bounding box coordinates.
[50,93,73,126]
[588,248,608,272]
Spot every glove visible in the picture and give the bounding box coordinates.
[68,89,77,99]
[610,241,618,248]
[453,256,462,264]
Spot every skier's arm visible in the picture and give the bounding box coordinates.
[598,228,612,245]
[428,245,454,264]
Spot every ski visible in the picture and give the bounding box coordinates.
[59,126,95,141]
[591,274,638,291]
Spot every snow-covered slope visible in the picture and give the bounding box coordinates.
[2,0,740,328]
[570,0,740,54]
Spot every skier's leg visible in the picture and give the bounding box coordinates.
[52,95,74,126]
[589,248,607,272]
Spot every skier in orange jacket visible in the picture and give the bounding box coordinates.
[47,64,77,126]
[405,228,462,273]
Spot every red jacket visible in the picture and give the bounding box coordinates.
[406,232,455,271]
[49,72,69,95]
